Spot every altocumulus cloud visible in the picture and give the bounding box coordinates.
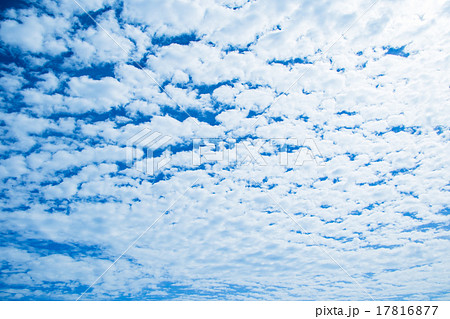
[0,0,449,300]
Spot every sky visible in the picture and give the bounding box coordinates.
[0,0,449,300]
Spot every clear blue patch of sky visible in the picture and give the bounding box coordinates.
[268,57,312,66]
[384,45,410,58]
[151,33,200,47]
[0,0,28,13]
[0,231,105,259]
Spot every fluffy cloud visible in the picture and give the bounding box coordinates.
[0,0,449,301]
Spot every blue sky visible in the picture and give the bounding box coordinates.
[0,0,449,300]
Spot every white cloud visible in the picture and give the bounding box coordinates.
[0,18,45,52]
[0,0,449,301]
